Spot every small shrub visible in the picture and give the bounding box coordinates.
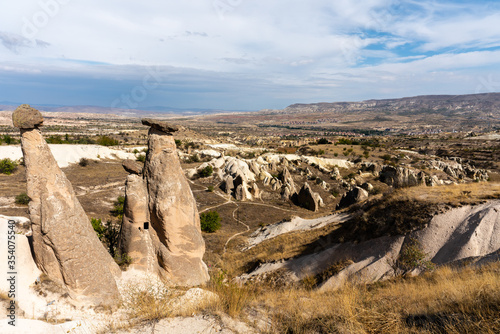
[97,135,119,146]
[115,253,133,269]
[395,238,435,274]
[200,211,221,233]
[0,158,18,175]
[207,185,214,192]
[91,218,120,258]
[111,196,125,220]
[186,154,200,163]
[136,154,146,163]
[198,165,213,178]
[174,139,182,148]
[79,157,89,167]
[15,192,31,205]
[381,154,392,161]
[2,135,15,145]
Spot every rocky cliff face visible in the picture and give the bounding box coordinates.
[120,120,209,286]
[13,105,121,307]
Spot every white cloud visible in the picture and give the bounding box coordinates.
[0,0,499,108]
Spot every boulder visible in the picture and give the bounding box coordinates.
[337,187,369,210]
[360,182,374,192]
[250,183,261,199]
[427,175,440,187]
[221,175,234,195]
[212,157,226,169]
[235,183,253,201]
[143,127,209,285]
[14,107,121,307]
[12,104,43,129]
[141,118,179,134]
[280,167,297,199]
[330,167,342,180]
[122,159,143,175]
[379,166,425,188]
[296,183,324,212]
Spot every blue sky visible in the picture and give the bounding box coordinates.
[1,0,500,111]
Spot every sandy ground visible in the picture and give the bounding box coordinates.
[0,145,137,168]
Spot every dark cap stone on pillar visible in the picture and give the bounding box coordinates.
[12,104,44,129]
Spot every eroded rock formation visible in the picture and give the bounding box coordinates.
[13,105,121,306]
[337,186,369,210]
[119,119,209,286]
[296,183,324,212]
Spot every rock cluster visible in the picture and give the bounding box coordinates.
[13,105,121,307]
[119,119,209,286]
[426,159,488,181]
[296,183,324,212]
[379,166,426,188]
[337,186,369,210]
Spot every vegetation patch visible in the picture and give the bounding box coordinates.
[15,192,31,205]
[198,165,213,178]
[0,158,18,175]
[200,211,221,233]
[91,218,120,258]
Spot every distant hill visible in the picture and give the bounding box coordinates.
[283,93,500,115]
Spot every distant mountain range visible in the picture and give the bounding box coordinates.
[2,92,499,120]
[283,93,500,115]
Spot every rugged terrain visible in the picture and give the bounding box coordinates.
[0,95,499,333]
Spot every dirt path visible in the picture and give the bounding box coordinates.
[223,204,250,253]
[189,179,312,253]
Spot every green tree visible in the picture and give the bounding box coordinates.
[198,165,213,178]
[200,211,221,233]
[91,218,120,258]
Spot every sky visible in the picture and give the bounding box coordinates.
[0,0,500,111]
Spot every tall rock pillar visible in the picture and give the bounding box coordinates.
[141,119,209,285]
[12,104,121,306]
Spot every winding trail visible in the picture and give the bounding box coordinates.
[189,179,306,253]
[223,205,250,253]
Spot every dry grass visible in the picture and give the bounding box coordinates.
[395,182,500,205]
[120,280,184,322]
[205,271,257,317]
[244,261,500,333]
